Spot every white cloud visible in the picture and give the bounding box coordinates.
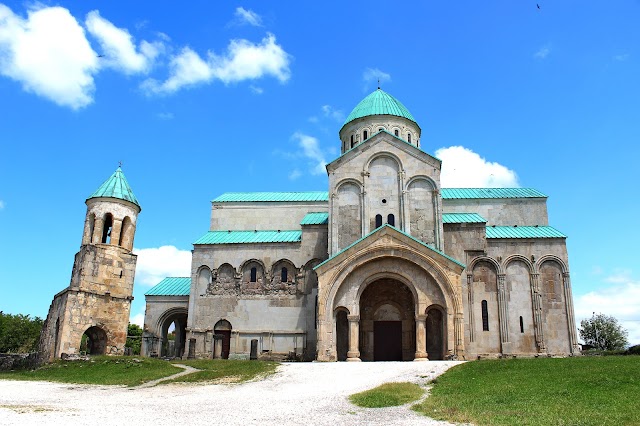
[362,67,391,90]
[130,311,145,327]
[85,11,161,75]
[534,45,550,59]
[0,200,4,209]
[249,84,263,94]
[291,132,327,175]
[234,7,262,27]
[156,112,174,120]
[0,4,98,109]
[574,275,640,345]
[133,245,191,287]
[614,54,630,61]
[321,104,345,122]
[435,146,519,188]
[143,33,290,94]
[288,169,302,180]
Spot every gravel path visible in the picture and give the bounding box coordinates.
[0,361,464,426]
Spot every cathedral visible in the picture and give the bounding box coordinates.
[40,88,580,362]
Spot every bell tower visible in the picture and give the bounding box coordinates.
[39,167,141,361]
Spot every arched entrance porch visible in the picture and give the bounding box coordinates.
[159,309,188,358]
[81,326,107,355]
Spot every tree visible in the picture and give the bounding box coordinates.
[0,312,44,353]
[125,323,143,355]
[579,313,628,351]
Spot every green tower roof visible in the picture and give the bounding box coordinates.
[342,89,418,130]
[87,167,140,208]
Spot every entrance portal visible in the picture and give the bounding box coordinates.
[360,278,415,361]
[214,320,232,359]
[160,310,188,358]
[426,307,444,360]
[335,310,349,361]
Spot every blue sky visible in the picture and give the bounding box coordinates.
[1,1,639,344]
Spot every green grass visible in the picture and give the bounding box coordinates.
[0,356,182,387]
[166,359,278,384]
[413,356,640,426]
[350,382,424,408]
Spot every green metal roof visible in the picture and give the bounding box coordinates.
[486,226,566,239]
[88,167,140,207]
[145,277,191,296]
[315,224,465,270]
[212,192,329,203]
[194,230,302,245]
[441,188,547,199]
[442,213,487,224]
[342,89,418,130]
[301,212,329,225]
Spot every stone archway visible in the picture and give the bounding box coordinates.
[426,306,446,360]
[360,279,415,361]
[81,326,107,355]
[159,310,188,358]
[214,319,232,359]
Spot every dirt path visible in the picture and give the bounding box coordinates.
[132,363,200,389]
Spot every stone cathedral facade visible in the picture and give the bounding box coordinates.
[143,89,580,361]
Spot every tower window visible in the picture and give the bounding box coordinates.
[520,316,524,333]
[350,135,354,148]
[387,214,395,227]
[407,133,412,143]
[363,130,368,140]
[375,214,383,228]
[250,267,257,283]
[101,213,113,244]
[481,300,489,331]
[394,129,399,137]
[281,267,288,283]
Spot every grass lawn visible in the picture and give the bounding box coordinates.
[413,356,640,426]
[350,382,424,408]
[0,356,182,387]
[167,359,279,384]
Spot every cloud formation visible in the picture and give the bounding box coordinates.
[143,33,290,94]
[534,45,550,59]
[0,4,99,109]
[133,245,191,287]
[574,273,640,345]
[0,200,4,209]
[435,146,519,188]
[291,132,328,176]
[234,7,262,27]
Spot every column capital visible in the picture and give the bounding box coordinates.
[347,314,360,322]
[416,314,427,321]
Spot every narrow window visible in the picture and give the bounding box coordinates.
[394,129,399,137]
[378,127,384,132]
[101,213,113,244]
[250,267,257,282]
[387,214,395,226]
[520,316,524,333]
[350,135,354,148]
[481,300,489,331]
[407,133,412,143]
[281,267,288,283]
[363,130,368,140]
[375,214,383,228]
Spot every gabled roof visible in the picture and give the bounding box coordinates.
[194,230,302,245]
[315,224,465,270]
[145,277,190,296]
[486,226,566,239]
[87,167,140,208]
[442,213,487,224]
[441,188,546,199]
[342,89,418,130]
[301,212,329,225]
[212,192,329,203]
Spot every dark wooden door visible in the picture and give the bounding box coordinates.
[374,321,402,361]
[218,330,231,359]
[426,310,444,360]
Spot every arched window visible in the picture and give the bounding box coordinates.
[119,216,132,248]
[250,267,257,283]
[481,300,489,331]
[281,267,288,283]
[394,129,399,137]
[363,130,368,140]
[101,213,113,244]
[387,214,395,226]
[407,133,412,143]
[375,214,383,228]
[350,135,354,148]
[520,316,524,333]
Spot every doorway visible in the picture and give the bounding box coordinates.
[426,307,444,360]
[373,321,402,361]
[214,319,232,359]
[335,310,349,361]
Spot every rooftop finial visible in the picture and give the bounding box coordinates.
[377,78,380,90]
[118,160,123,169]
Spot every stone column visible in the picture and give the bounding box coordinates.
[563,272,580,354]
[92,217,104,244]
[414,314,428,361]
[467,274,475,343]
[497,274,509,344]
[398,170,406,231]
[455,312,465,359]
[530,273,546,352]
[346,315,361,362]
[110,219,123,246]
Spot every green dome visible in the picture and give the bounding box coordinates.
[341,89,417,129]
[87,167,140,208]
